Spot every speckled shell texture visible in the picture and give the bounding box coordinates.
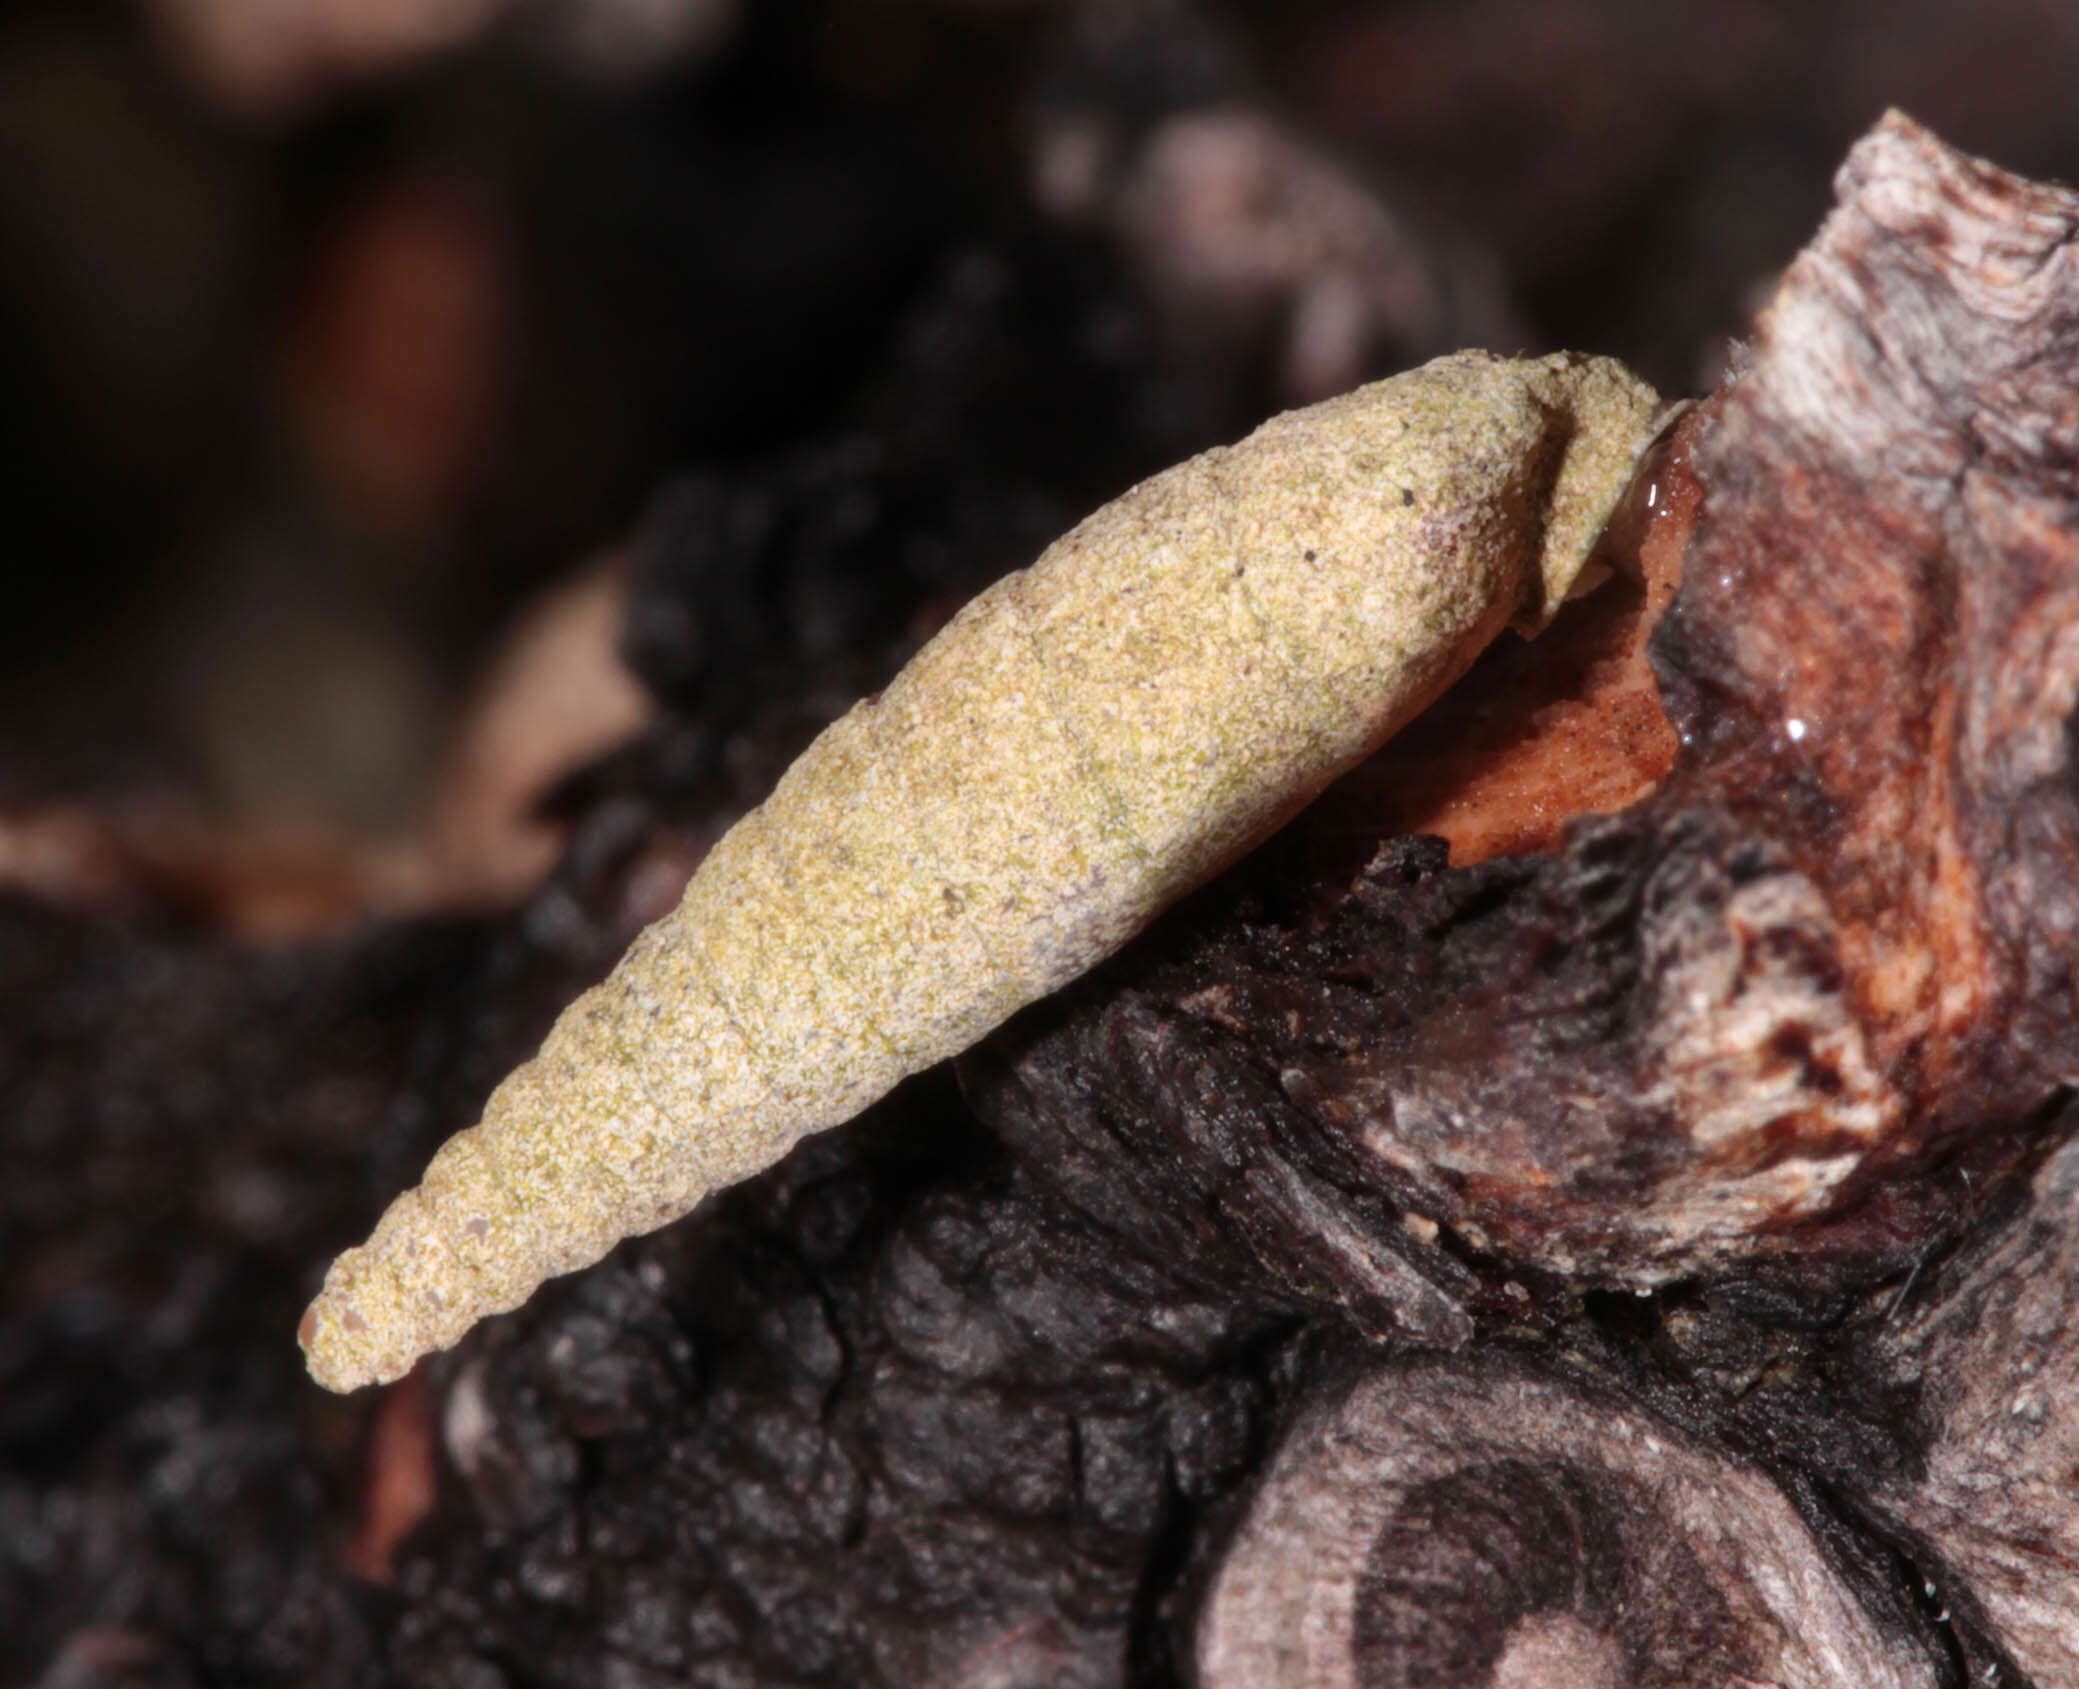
[300,349,1659,1390]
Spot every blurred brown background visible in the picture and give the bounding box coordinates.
[3,0,2075,871]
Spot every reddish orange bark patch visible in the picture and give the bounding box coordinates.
[341,1368,437,1584]
[1282,401,1706,891]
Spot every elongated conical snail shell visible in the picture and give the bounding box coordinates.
[300,350,1660,1391]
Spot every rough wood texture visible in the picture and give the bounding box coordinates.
[973,113,2079,1334]
[1872,1125,2079,1686]
[1197,1352,1937,1688]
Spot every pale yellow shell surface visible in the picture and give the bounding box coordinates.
[300,349,1660,1391]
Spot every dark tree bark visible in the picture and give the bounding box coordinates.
[1197,1351,1937,1688]
[1870,1126,2079,1686]
[969,111,2079,1337]
[960,107,2079,1688]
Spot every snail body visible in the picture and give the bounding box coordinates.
[301,349,1659,1391]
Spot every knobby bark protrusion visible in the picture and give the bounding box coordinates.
[973,112,2079,1343]
[1872,1124,2079,1685]
[1196,1352,1938,1688]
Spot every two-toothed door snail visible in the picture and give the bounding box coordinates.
[299,349,1662,1391]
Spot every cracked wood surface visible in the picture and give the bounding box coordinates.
[974,115,2079,1335]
